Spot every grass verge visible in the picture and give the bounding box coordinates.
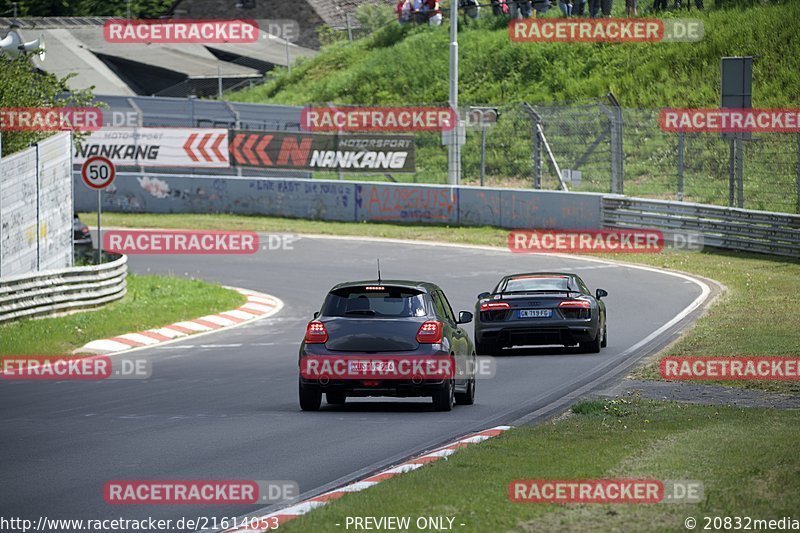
[0,274,246,356]
[85,212,800,393]
[279,399,800,532]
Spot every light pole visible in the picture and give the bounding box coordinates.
[447,0,460,186]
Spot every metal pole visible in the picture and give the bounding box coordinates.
[126,0,131,19]
[480,126,486,187]
[677,132,684,201]
[796,132,800,214]
[735,137,743,208]
[534,122,542,189]
[286,40,291,75]
[96,190,102,265]
[728,138,735,207]
[13,2,18,18]
[346,14,353,42]
[447,0,460,186]
[217,66,223,99]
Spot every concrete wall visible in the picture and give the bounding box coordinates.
[1,133,73,278]
[74,174,603,229]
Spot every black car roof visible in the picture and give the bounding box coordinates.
[330,280,441,294]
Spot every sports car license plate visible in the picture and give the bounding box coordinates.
[348,360,396,374]
[519,309,552,318]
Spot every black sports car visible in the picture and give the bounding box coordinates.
[298,280,476,412]
[474,272,608,354]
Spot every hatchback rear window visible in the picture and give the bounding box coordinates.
[322,286,427,318]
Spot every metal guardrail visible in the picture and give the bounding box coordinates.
[0,254,127,324]
[603,196,800,258]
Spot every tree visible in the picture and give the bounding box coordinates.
[0,53,94,155]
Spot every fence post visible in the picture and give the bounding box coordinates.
[796,132,799,214]
[522,103,542,189]
[346,13,353,42]
[602,93,624,194]
[35,142,41,272]
[735,137,744,208]
[728,138,735,207]
[480,126,486,187]
[677,132,684,201]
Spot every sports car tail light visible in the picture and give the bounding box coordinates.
[558,300,591,319]
[480,301,510,321]
[480,301,510,312]
[416,320,443,344]
[305,320,328,344]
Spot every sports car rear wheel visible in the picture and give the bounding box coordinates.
[299,381,322,411]
[580,329,602,354]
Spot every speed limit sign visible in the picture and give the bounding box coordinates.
[81,156,116,190]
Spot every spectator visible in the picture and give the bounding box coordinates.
[653,0,668,10]
[559,0,574,15]
[589,0,612,16]
[573,0,587,15]
[424,0,443,25]
[396,0,412,23]
[461,0,481,19]
[532,0,549,16]
[674,0,704,8]
[410,0,427,23]
[512,0,533,18]
[492,0,510,15]
[626,0,637,15]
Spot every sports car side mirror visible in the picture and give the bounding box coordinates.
[596,289,608,299]
[477,292,490,300]
[457,311,473,324]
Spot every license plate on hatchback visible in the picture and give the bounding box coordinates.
[519,309,552,318]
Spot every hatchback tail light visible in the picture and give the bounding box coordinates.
[305,320,328,344]
[416,320,443,344]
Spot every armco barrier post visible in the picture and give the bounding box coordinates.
[677,132,685,202]
[796,132,799,214]
[603,93,624,194]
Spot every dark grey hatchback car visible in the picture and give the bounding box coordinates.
[299,280,476,412]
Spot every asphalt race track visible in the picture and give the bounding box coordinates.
[0,236,711,527]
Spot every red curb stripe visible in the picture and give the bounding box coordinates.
[362,472,399,483]
[308,491,347,503]
[217,312,247,324]
[164,324,196,334]
[191,318,224,330]
[108,336,145,347]
[137,331,173,342]
[403,456,441,465]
